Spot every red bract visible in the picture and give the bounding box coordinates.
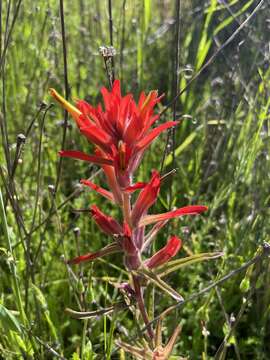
[144,235,182,269]
[50,80,178,187]
[131,170,161,227]
[67,242,121,265]
[121,222,141,270]
[90,205,122,235]
[80,179,114,202]
[139,205,208,227]
[59,150,113,166]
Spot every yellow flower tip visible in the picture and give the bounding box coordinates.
[49,88,82,120]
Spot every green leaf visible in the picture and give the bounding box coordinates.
[31,284,58,341]
[0,304,22,334]
[65,301,128,319]
[154,252,223,277]
[136,267,184,302]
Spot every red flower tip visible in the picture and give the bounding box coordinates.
[144,235,182,269]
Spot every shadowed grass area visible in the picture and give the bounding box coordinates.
[0,0,269,359]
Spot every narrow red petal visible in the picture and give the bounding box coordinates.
[135,121,178,152]
[144,235,182,269]
[139,205,208,227]
[80,179,114,202]
[59,150,113,166]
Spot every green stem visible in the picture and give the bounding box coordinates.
[81,319,89,358]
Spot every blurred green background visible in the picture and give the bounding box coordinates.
[0,0,269,359]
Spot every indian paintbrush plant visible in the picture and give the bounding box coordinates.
[50,80,222,358]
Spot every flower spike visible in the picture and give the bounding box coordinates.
[51,80,215,359]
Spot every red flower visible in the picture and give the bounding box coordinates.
[144,235,182,269]
[50,80,178,187]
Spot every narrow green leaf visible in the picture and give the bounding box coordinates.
[154,252,224,277]
[0,304,22,334]
[136,267,184,302]
[65,301,128,320]
[31,284,58,341]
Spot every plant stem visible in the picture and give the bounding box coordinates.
[54,0,70,194]
[133,274,154,341]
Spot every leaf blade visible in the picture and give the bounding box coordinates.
[154,252,224,277]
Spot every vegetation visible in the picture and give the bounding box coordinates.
[0,0,269,359]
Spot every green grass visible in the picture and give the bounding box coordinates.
[0,0,269,359]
